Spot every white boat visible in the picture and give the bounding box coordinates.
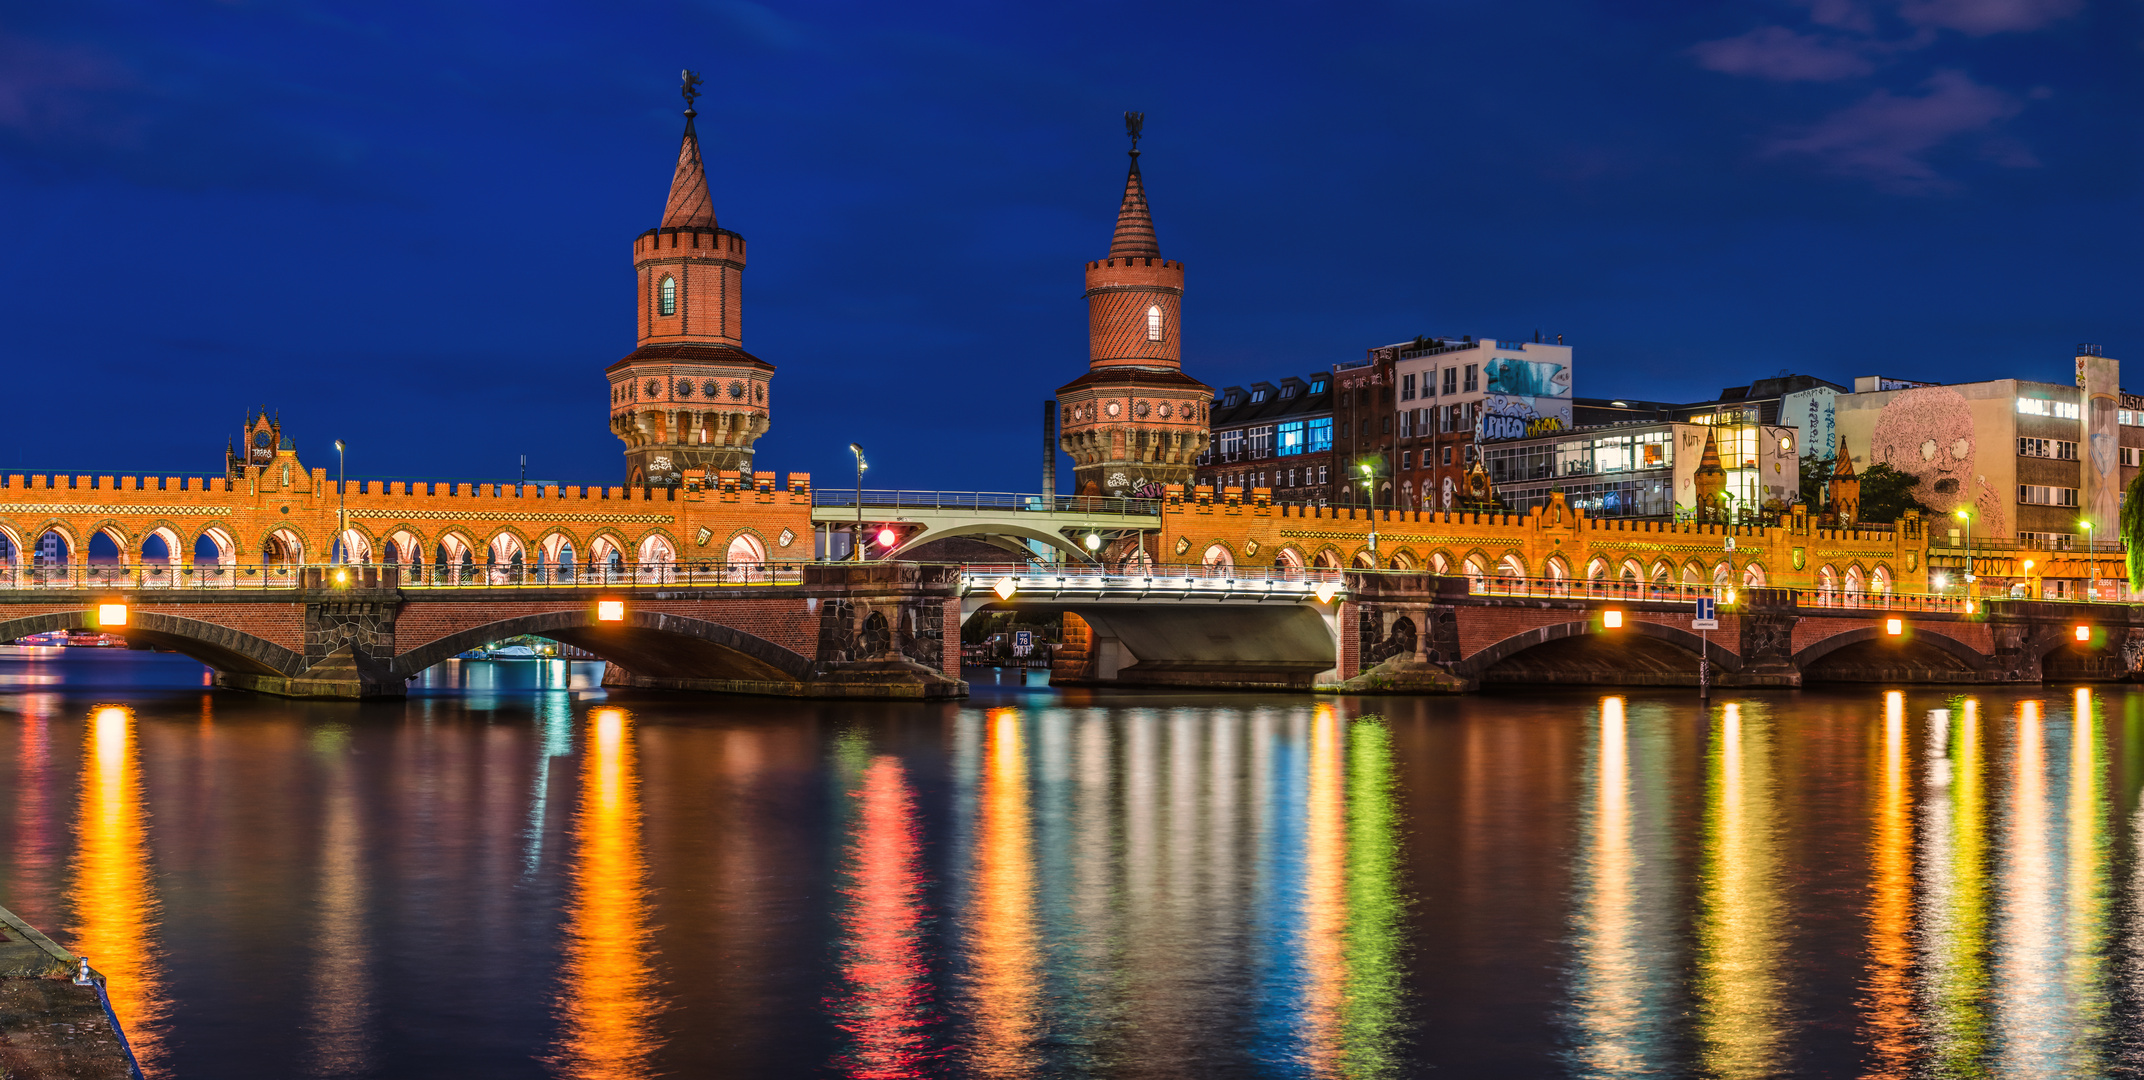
[489,644,540,660]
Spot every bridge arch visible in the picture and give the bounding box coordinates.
[1461,619,1743,681]
[0,610,303,676]
[883,520,1091,561]
[1792,624,1987,679]
[388,609,815,684]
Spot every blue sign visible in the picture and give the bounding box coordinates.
[1695,597,1715,621]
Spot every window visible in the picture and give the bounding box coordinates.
[1251,388,1267,403]
[1311,379,1326,393]
[2121,409,2144,427]
[1398,410,1413,438]
[1442,446,1453,466]
[1307,418,1333,452]
[1425,369,1438,398]
[1147,305,1164,342]
[658,275,678,316]
[1317,465,1329,485]
[1217,429,1245,459]
[1277,421,1306,455]
[2020,530,2078,551]
[1247,425,1274,458]
[2018,484,2079,507]
[2125,446,2143,468]
[1381,416,1391,434]
[2016,397,2081,419]
[1400,451,1412,470]
[1339,421,1350,439]
[1464,364,1479,392]
[1401,374,1416,401]
[1281,383,1296,398]
[2058,401,2080,419]
[1442,368,1457,395]
[2019,437,2078,460]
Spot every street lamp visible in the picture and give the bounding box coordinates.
[1954,507,1973,597]
[848,443,867,562]
[2081,518,2095,599]
[1359,461,1379,567]
[333,439,346,566]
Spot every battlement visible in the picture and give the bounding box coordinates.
[1085,257,1181,271]
[635,226,746,260]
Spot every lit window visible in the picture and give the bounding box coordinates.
[1147,304,1164,342]
[659,276,677,316]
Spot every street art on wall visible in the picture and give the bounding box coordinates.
[1868,386,2007,534]
[1475,393,1574,444]
[1483,357,1571,399]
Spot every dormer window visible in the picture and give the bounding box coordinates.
[1251,389,1267,403]
[1147,304,1164,342]
[659,275,678,316]
[1311,379,1327,393]
[1282,384,1296,398]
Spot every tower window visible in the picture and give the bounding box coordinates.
[659,275,678,316]
[1147,304,1164,342]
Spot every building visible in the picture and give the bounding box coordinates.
[1056,117,1212,498]
[1483,419,1799,520]
[607,77,774,486]
[1331,350,1395,507]
[1195,375,1335,507]
[1388,336,1574,512]
[1833,350,2141,561]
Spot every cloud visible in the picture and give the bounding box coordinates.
[1765,70,2031,191]
[1693,27,1876,81]
[1895,0,2083,35]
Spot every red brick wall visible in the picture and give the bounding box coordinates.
[392,596,818,658]
[1455,607,1741,660]
[0,601,305,652]
[1791,613,1992,657]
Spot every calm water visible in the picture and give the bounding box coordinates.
[4,649,2144,1077]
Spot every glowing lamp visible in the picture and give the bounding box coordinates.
[2076,624,2091,643]
[876,526,897,549]
[1314,581,1340,604]
[1885,618,1903,636]
[596,600,625,622]
[1084,532,1102,551]
[992,577,1017,601]
[333,569,348,585]
[96,604,126,628]
[1603,610,1623,629]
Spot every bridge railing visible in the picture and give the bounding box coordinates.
[814,490,1163,517]
[961,562,1345,583]
[0,561,822,591]
[1471,574,1977,612]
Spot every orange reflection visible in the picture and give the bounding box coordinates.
[1300,703,1345,1074]
[70,705,167,1065]
[1862,691,1915,1076]
[966,707,1038,1077]
[552,707,661,1079]
[830,755,935,1078]
[1574,696,1649,1074]
[11,697,59,922]
[1695,702,1784,1078]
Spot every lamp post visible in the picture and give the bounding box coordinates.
[333,439,346,566]
[848,443,867,562]
[1360,461,1379,568]
[1954,507,1973,601]
[2082,518,2095,600]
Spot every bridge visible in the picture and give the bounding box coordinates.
[810,490,1161,561]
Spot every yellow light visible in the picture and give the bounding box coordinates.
[596,600,624,622]
[992,577,1017,601]
[2075,624,2091,642]
[1954,509,1968,521]
[1724,587,1737,605]
[2023,559,2034,572]
[1314,581,1340,604]
[96,604,126,628]
[334,569,347,584]
[1885,618,1903,636]
[1603,610,1623,629]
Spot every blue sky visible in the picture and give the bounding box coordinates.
[2,0,2139,491]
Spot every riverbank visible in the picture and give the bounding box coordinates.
[0,904,139,1080]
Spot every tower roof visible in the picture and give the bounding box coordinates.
[661,115,717,230]
[1109,150,1160,259]
[1832,434,1857,476]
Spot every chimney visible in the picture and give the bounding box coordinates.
[1042,399,1058,501]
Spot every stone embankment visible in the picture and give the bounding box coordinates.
[0,904,139,1080]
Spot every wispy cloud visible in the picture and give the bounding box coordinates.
[1896,0,2083,35]
[1765,70,2031,191]
[1692,27,1875,81]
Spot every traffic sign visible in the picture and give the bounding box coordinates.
[1014,630,1032,648]
[1691,597,1719,631]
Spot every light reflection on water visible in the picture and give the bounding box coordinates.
[5,656,2144,1076]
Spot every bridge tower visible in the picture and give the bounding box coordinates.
[1057,114,1212,499]
[608,71,773,486]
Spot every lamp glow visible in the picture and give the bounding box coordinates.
[1603,610,1623,629]
[992,577,1017,601]
[2076,624,2091,642]
[596,601,624,622]
[96,604,126,627]
[1084,533,1101,551]
[1886,618,1903,636]
[1314,582,1340,604]
[875,526,897,549]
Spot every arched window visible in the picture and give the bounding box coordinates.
[659,275,678,316]
[1147,304,1164,342]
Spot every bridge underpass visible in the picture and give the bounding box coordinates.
[813,490,1162,562]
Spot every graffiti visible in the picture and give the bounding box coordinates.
[1130,480,1165,499]
[1475,394,1572,443]
[1483,357,1571,398]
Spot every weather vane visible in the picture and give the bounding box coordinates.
[682,69,704,116]
[1125,110,1144,151]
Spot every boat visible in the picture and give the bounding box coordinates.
[488,644,539,660]
[455,648,490,660]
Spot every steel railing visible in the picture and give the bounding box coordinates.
[813,490,1162,516]
[0,561,820,591]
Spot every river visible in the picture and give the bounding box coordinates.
[2,648,2143,1077]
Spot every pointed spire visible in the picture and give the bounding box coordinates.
[1109,111,1159,259]
[1832,433,1857,476]
[662,70,716,230]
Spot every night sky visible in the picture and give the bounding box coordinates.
[4,1,2140,492]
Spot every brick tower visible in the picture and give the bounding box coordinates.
[1057,114,1211,499]
[608,71,773,486]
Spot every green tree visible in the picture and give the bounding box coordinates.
[1857,462,1936,524]
[2124,469,2144,591]
[1799,452,1831,508]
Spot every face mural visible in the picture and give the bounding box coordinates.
[1870,387,2007,533]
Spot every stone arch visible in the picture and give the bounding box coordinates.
[1682,559,1705,585]
[1273,546,1306,575]
[1586,556,1610,582]
[1497,553,1526,580]
[637,530,678,583]
[1352,550,1376,570]
[1792,625,1987,675]
[332,526,375,565]
[1429,549,1454,575]
[86,523,131,575]
[1545,555,1570,580]
[1619,558,1643,585]
[261,527,305,571]
[1743,561,1768,588]
[1843,562,1866,600]
[1870,563,1893,595]
[1462,553,1488,590]
[725,530,768,582]
[389,609,816,684]
[0,609,303,677]
[1389,548,1418,572]
[1713,561,1732,587]
[1202,543,1235,572]
[1460,618,1744,679]
[1649,559,1672,584]
[1313,546,1343,570]
[1817,564,1839,605]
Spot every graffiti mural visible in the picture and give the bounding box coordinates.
[1868,387,2007,534]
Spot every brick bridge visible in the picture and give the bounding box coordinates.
[0,564,966,700]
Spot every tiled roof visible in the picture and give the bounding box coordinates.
[607,343,771,373]
[1056,366,1209,395]
[662,119,717,230]
[1109,151,1160,259]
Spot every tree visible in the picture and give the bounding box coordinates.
[1856,462,1936,524]
[2124,469,2144,592]
[1798,453,1831,509]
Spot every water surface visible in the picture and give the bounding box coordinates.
[4,648,2144,1077]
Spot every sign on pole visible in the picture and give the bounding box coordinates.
[1691,596,1719,631]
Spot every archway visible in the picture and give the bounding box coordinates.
[139,528,179,587]
[488,533,527,585]
[1314,548,1343,571]
[638,534,677,584]
[1202,544,1235,574]
[331,528,373,566]
[726,532,767,583]
[1743,562,1767,588]
[262,529,303,583]
[1274,547,1306,578]
[194,528,235,586]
